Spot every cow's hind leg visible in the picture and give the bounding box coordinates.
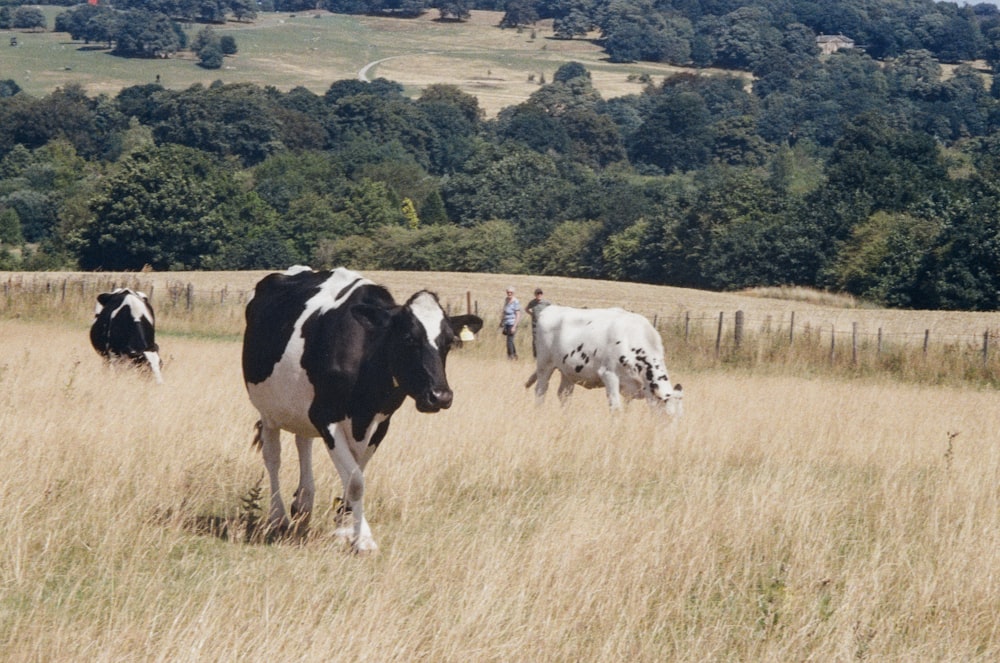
[257,421,290,533]
[289,435,315,532]
[532,365,557,405]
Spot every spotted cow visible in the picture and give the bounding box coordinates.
[525,304,682,415]
[90,288,163,384]
[242,266,482,553]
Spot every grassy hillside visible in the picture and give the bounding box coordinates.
[1,269,999,660]
[4,9,743,116]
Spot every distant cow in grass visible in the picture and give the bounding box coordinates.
[242,266,483,553]
[90,288,163,384]
[525,305,682,415]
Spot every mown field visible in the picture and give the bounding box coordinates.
[1,270,1000,660]
[5,9,742,117]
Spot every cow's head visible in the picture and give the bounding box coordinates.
[639,353,683,417]
[353,291,482,413]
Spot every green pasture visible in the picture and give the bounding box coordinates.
[2,9,371,96]
[0,8,690,113]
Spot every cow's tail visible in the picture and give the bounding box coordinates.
[524,372,537,389]
[251,419,263,451]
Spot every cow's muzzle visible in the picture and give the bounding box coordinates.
[417,388,453,412]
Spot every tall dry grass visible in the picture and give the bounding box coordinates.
[2,304,1000,660]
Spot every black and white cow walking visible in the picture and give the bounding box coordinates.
[525,304,683,415]
[242,266,482,553]
[90,288,163,384]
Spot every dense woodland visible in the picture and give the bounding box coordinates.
[4,2,1000,309]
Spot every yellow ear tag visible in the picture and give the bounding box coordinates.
[459,325,475,342]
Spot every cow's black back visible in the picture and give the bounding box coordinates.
[242,268,394,387]
[90,289,158,361]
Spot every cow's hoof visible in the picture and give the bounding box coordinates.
[289,504,312,528]
[351,536,378,556]
[263,519,290,543]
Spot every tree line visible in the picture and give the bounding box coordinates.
[4,5,1000,309]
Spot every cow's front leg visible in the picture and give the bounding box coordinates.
[323,425,377,554]
[258,422,289,532]
[290,435,315,530]
[600,371,623,410]
[557,373,576,403]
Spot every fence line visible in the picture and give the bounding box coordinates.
[2,275,999,373]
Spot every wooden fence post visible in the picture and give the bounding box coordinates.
[789,311,795,345]
[734,310,744,349]
[715,312,724,358]
[466,291,471,316]
[877,327,883,356]
[186,283,194,311]
[829,325,836,364]
[852,322,858,366]
[684,312,690,343]
[923,329,930,357]
[983,330,990,367]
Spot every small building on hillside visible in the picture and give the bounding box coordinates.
[816,34,855,55]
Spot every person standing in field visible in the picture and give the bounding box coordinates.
[501,286,522,360]
[524,287,551,358]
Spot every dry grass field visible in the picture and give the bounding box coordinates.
[1,270,1000,660]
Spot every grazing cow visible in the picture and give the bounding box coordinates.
[525,305,682,415]
[90,288,163,384]
[242,266,483,553]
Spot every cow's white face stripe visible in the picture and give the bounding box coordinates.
[409,292,446,350]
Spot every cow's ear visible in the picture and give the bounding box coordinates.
[351,304,392,331]
[449,314,483,335]
[97,293,112,305]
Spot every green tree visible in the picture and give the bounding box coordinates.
[420,189,448,225]
[627,89,712,173]
[147,83,282,165]
[441,142,571,243]
[0,206,23,244]
[342,178,405,236]
[830,211,941,307]
[527,219,603,277]
[75,145,246,270]
[500,0,538,29]
[220,35,238,55]
[434,0,470,21]
[112,10,182,58]
[198,43,224,69]
[401,197,419,229]
[12,7,46,31]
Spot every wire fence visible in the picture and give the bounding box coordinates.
[3,272,1000,385]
